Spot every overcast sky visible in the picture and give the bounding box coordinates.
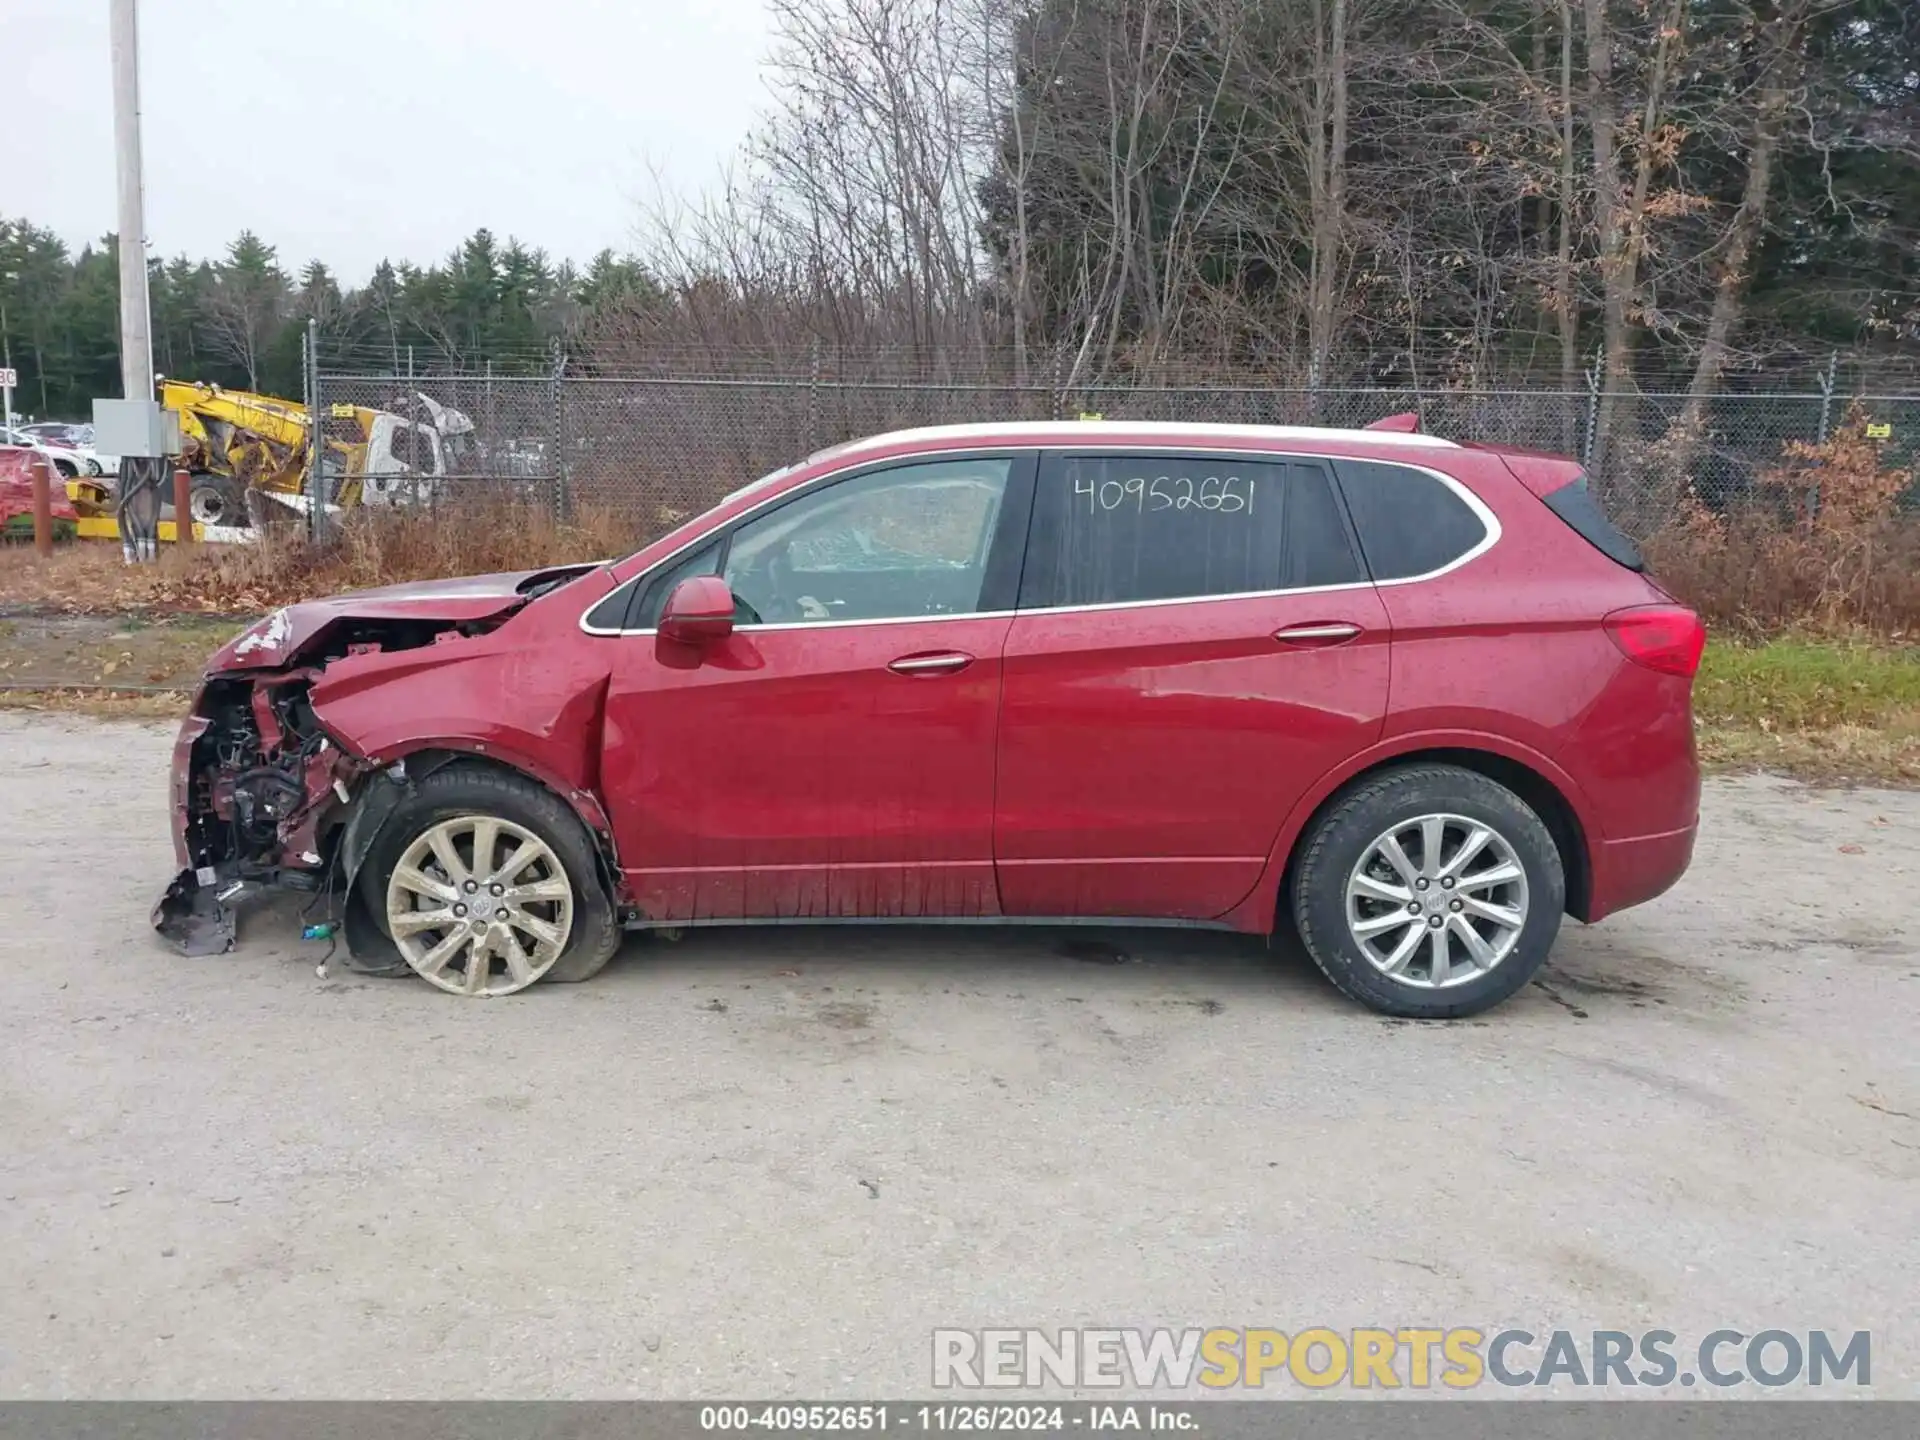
[7,0,774,280]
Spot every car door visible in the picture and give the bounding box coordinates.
[993,450,1390,920]
[599,451,1035,923]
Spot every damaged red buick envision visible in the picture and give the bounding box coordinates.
[158,419,1702,1018]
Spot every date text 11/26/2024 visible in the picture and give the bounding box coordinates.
[700,1405,1194,1432]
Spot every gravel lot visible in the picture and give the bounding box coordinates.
[2,712,1916,1399]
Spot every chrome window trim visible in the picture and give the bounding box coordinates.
[578,446,1500,637]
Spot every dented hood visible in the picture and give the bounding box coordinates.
[207,566,599,672]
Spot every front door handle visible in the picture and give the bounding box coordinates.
[889,651,974,676]
[1274,622,1362,646]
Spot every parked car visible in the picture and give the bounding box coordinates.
[0,424,101,479]
[157,419,1703,1018]
[18,421,87,446]
[21,422,121,476]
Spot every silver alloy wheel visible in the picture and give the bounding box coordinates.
[1343,812,1529,989]
[385,814,576,996]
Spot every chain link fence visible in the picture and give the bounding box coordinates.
[317,364,1920,545]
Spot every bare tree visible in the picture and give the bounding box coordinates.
[197,232,288,390]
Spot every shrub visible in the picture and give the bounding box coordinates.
[1642,406,1920,636]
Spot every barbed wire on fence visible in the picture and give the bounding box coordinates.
[318,362,1920,544]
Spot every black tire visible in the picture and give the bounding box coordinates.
[53,458,77,479]
[359,764,622,991]
[1290,764,1565,1019]
[188,474,249,529]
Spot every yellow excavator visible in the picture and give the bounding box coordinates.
[64,380,477,541]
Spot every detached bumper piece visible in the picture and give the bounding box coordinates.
[152,868,238,957]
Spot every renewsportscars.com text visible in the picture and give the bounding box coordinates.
[931,1327,1872,1391]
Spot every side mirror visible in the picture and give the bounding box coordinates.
[658,574,736,645]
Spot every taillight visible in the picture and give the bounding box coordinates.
[1604,605,1706,678]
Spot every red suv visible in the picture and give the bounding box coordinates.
[158,420,1702,1018]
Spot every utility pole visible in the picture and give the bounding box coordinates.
[2,296,14,432]
[110,0,154,401]
[103,0,169,562]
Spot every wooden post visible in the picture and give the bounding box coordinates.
[32,457,53,557]
[173,467,194,547]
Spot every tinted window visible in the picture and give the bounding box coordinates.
[1336,460,1488,581]
[1020,455,1362,608]
[723,457,1011,624]
[1543,474,1644,571]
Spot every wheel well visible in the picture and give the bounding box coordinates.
[392,748,623,891]
[1281,749,1593,924]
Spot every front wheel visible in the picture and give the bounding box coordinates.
[1290,764,1565,1019]
[363,765,621,996]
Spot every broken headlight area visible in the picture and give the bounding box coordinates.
[154,673,371,956]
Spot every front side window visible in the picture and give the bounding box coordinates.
[721,457,1012,625]
[1019,454,1363,609]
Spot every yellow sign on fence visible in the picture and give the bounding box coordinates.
[1865,422,1892,439]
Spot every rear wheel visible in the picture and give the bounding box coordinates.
[1291,764,1565,1018]
[188,474,248,528]
[363,766,621,996]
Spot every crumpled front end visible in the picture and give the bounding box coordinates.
[153,672,375,955]
[154,565,611,962]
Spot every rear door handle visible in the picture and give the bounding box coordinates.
[888,651,974,676]
[1274,622,1363,646]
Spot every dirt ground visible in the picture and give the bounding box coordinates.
[0,712,1916,1399]
[0,612,241,691]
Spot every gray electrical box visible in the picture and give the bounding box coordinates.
[92,398,182,459]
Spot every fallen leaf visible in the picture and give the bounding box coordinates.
[1839,843,1866,855]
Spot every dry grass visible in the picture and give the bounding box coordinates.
[1643,509,1920,637]
[0,614,241,689]
[1695,720,1920,785]
[1640,408,1920,637]
[0,688,192,720]
[0,500,642,616]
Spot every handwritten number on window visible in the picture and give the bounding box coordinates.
[1079,473,1255,517]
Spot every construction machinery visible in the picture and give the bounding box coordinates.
[61,381,477,541]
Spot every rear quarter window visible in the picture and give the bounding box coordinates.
[1335,459,1490,581]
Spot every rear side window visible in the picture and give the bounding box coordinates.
[1020,455,1363,609]
[1542,474,1644,571]
[1336,460,1489,581]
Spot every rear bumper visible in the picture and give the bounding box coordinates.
[1586,820,1697,922]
